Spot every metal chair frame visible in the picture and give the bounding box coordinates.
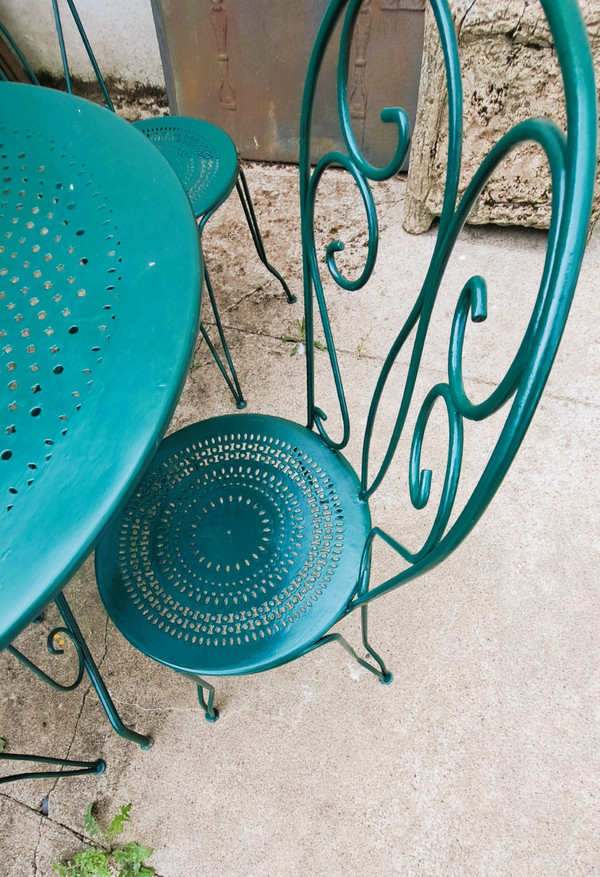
[196,162,296,409]
[0,0,295,773]
[95,0,597,721]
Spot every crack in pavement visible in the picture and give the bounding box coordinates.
[31,614,114,871]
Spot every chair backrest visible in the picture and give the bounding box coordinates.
[299,0,596,609]
[0,0,113,111]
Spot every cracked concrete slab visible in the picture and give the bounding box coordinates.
[1,163,599,876]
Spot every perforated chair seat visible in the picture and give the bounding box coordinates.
[132,117,239,220]
[95,415,371,676]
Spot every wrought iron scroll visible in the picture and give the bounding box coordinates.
[300,0,461,451]
[7,625,85,692]
[300,1,596,605]
[6,592,153,749]
[350,0,596,609]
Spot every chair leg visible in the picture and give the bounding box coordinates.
[360,604,393,684]
[201,264,246,409]
[303,608,393,685]
[0,750,105,785]
[54,593,154,748]
[183,673,219,722]
[236,166,296,304]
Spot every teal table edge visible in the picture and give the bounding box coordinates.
[0,83,202,650]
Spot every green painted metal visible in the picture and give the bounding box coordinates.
[132,116,296,408]
[0,9,193,757]
[7,594,152,747]
[96,414,372,678]
[0,20,40,84]
[0,750,105,785]
[0,83,201,739]
[0,4,293,408]
[52,0,115,111]
[132,116,239,219]
[95,0,597,721]
[299,0,596,611]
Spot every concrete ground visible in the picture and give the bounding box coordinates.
[1,163,598,876]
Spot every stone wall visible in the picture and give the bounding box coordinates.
[403,0,600,234]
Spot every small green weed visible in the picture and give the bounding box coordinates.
[283,318,327,356]
[357,327,374,357]
[53,803,154,877]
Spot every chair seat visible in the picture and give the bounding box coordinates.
[95,414,371,677]
[132,116,239,219]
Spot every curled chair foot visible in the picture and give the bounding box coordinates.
[0,752,106,785]
[361,605,392,685]
[307,631,392,685]
[189,674,219,722]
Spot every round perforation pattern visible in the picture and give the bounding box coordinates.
[133,117,238,219]
[97,416,370,675]
[139,123,222,208]
[0,123,121,510]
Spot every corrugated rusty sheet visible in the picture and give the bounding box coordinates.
[151,0,424,167]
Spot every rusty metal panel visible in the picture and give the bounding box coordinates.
[151,0,424,167]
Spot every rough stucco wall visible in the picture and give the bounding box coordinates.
[0,0,165,87]
[404,0,600,234]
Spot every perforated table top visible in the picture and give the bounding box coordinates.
[0,83,202,650]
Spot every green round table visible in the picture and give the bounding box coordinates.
[0,83,201,749]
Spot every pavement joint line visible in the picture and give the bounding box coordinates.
[193,324,599,410]
[33,799,44,877]
[41,612,110,814]
[220,280,272,313]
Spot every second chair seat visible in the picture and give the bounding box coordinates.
[132,116,238,218]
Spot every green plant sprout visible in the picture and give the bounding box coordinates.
[53,803,154,877]
[356,327,374,357]
[283,317,327,356]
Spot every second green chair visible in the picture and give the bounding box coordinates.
[132,115,296,408]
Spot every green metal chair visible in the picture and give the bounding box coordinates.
[131,116,296,408]
[0,0,294,409]
[95,0,596,722]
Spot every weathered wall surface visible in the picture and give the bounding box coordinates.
[0,0,167,117]
[404,0,600,234]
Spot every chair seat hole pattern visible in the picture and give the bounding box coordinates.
[102,421,366,671]
[136,121,231,215]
